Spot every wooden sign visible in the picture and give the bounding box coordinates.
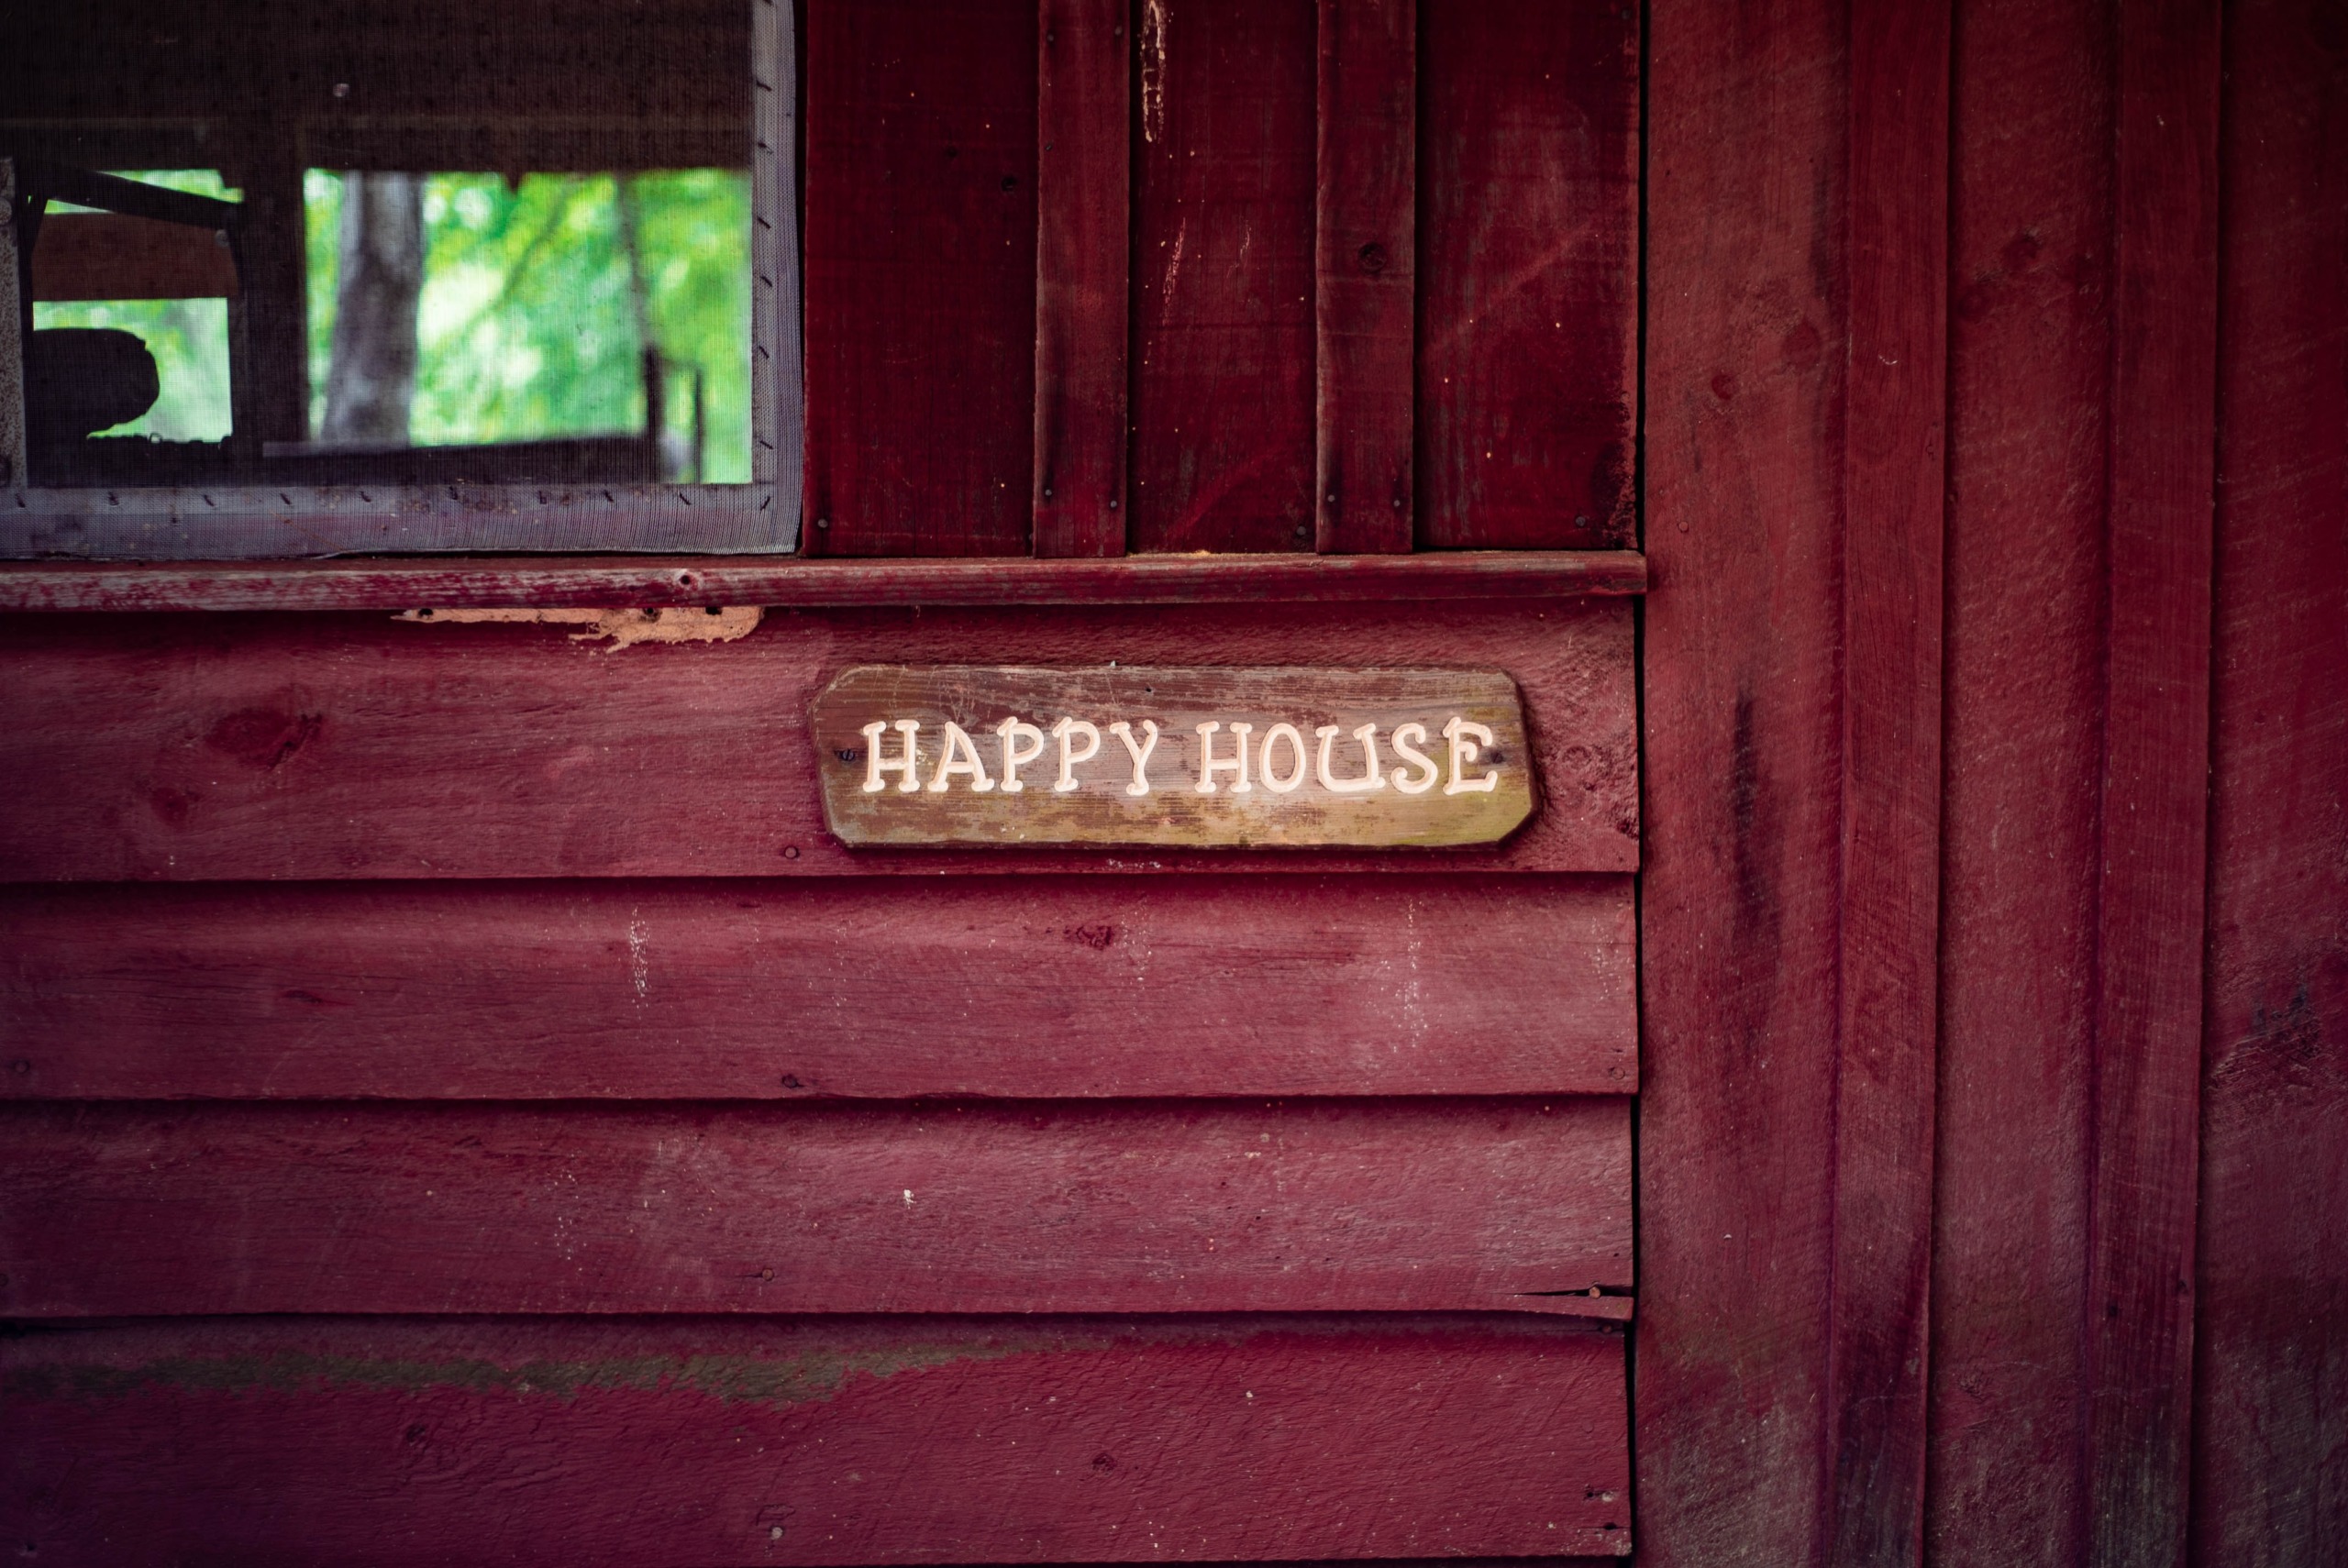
[811,666,1539,849]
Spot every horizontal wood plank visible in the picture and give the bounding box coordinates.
[0,876,1636,1099]
[0,551,1648,613]
[0,1099,1633,1317]
[0,599,1637,879]
[0,1314,1632,1563]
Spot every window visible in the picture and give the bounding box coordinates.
[1,0,797,556]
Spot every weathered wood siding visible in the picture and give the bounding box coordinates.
[1639,1,2342,1566]
[3,0,2342,1562]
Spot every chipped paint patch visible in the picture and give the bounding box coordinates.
[1140,0,1168,144]
[395,605,762,651]
[627,910,650,1001]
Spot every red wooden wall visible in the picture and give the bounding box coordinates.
[0,593,1645,1564]
[799,0,1637,558]
[3,0,2343,1562]
[3,4,1648,1563]
[1641,0,2345,1565]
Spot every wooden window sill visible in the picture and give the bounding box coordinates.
[0,549,1645,613]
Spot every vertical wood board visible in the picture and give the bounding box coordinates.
[2087,5,2221,1562]
[2191,0,2348,1560]
[1033,0,1130,558]
[1416,0,1639,549]
[1826,1,1948,1563]
[1926,0,2114,1560]
[1314,0,1415,554]
[1128,0,1317,555]
[800,0,1037,555]
[1639,1,1847,1562]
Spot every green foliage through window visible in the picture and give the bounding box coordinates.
[41,167,752,481]
[306,170,751,480]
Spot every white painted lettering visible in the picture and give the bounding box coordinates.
[1259,723,1308,793]
[1315,723,1386,793]
[1443,715,1501,793]
[1052,717,1102,791]
[995,716,1047,792]
[1194,721,1254,793]
[870,710,1503,806]
[861,719,922,793]
[927,722,995,792]
[1388,722,1439,794]
[1107,720,1160,796]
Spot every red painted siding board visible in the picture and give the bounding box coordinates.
[1128,0,1318,555]
[1416,0,1639,550]
[801,0,1038,556]
[1314,0,1416,555]
[2192,0,2348,1559]
[0,1315,1633,1564]
[1033,0,1131,558]
[0,1099,1633,1316]
[1826,1,1949,1564]
[2087,5,2222,1561]
[0,875,1637,1101]
[0,599,1639,880]
[1928,0,2114,1560]
[1639,0,1847,1561]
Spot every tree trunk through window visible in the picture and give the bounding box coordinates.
[319,172,423,443]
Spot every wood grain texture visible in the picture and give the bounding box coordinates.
[1416,0,1638,549]
[0,1314,1633,1563]
[0,1098,1633,1316]
[1033,0,1129,558]
[28,213,241,302]
[1927,0,2113,1560]
[0,549,1647,613]
[800,0,1036,556]
[0,875,1637,1099]
[1639,0,1847,1562]
[1128,0,1316,554]
[2088,4,2221,1562]
[810,665,1537,848]
[0,598,1637,879]
[2192,1,2348,1560]
[1826,2,1947,1564]
[1314,0,1413,554]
